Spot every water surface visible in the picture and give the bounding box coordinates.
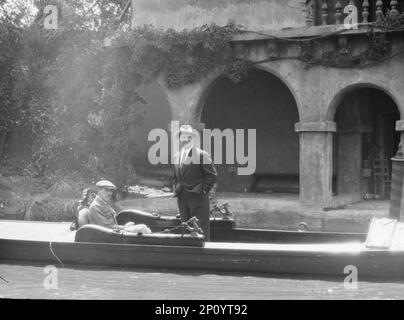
[1,262,404,300]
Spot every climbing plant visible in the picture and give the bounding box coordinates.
[114,21,251,88]
[298,10,404,68]
[376,10,404,29]
[300,31,391,68]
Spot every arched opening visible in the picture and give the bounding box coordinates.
[333,87,400,202]
[201,68,300,193]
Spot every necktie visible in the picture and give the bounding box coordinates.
[180,148,188,167]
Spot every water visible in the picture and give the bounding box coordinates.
[1,262,404,299]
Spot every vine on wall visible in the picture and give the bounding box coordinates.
[300,11,404,68]
[301,32,391,68]
[114,22,251,89]
[110,13,404,87]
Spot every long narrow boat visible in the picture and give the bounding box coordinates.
[2,219,404,279]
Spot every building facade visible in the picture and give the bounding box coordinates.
[131,0,404,211]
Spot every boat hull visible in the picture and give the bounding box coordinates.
[2,238,404,279]
[211,228,366,244]
[0,221,399,279]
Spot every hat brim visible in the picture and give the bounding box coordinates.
[96,185,117,190]
[104,187,117,190]
[177,130,197,138]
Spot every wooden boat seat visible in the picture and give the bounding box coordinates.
[75,224,205,247]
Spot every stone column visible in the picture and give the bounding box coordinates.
[157,76,205,121]
[295,121,337,210]
[389,120,404,220]
[157,76,207,166]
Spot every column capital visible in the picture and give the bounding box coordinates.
[396,120,404,132]
[295,121,337,133]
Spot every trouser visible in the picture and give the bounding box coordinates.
[177,190,210,241]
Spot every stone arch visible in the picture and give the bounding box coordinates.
[253,64,303,121]
[191,65,303,123]
[198,66,301,193]
[326,82,404,121]
[330,84,401,203]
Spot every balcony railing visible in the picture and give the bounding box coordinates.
[306,0,404,26]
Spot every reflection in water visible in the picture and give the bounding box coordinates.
[1,262,404,299]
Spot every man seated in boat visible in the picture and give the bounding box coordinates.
[88,180,152,234]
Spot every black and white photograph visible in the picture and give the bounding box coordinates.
[1,0,404,304]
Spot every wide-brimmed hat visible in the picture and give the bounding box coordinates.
[96,180,117,190]
[177,124,197,138]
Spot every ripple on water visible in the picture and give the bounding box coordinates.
[1,262,404,299]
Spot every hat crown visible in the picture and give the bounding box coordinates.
[179,124,194,135]
[96,180,117,190]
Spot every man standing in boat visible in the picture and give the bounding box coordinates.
[88,180,151,234]
[173,125,217,241]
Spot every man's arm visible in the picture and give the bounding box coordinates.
[200,151,217,194]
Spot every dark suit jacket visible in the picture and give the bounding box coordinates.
[173,146,217,196]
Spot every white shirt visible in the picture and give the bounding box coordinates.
[180,145,192,166]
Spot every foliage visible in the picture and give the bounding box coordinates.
[376,10,404,29]
[0,0,144,185]
[299,10,404,68]
[299,30,393,68]
[0,16,21,137]
[0,12,53,161]
[41,30,145,185]
[115,22,250,88]
[311,32,390,68]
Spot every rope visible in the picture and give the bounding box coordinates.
[49,241,64,268]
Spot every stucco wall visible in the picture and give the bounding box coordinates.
[132,0,306,31]
[132,82,172,164]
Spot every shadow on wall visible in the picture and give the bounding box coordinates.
[201,69,300,192]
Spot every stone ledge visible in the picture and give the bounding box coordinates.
[295,121,337,132]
